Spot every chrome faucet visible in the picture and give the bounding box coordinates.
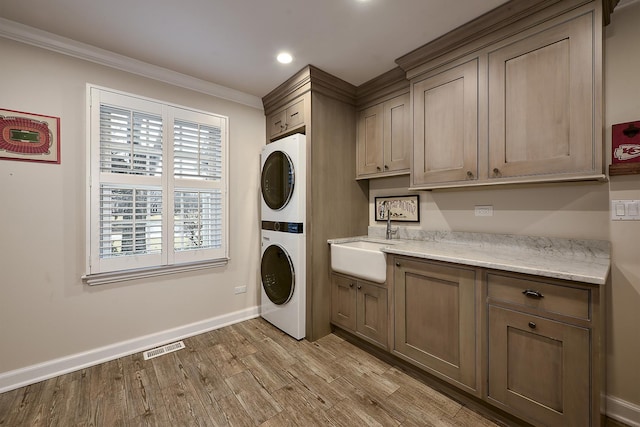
[385,201,398,240]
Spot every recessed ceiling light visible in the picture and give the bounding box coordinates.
[277,52,293,64]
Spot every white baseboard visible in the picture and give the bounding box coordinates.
[607,395,640,427]
[0,306,259,394]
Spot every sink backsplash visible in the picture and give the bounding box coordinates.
[367,226,610,259]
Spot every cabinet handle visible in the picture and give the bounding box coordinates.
[376,166,381,171]
[395,262,401,267]
[357,285,362,289]
[349,283,354,288]
[493,167,501,176]
[522,289,544,299]
[384,165,389,170]
[528,322,537,329]
[466,171,473,178]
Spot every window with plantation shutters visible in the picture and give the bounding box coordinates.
[85,85,228,283]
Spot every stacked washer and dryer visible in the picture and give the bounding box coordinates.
[259,133,306,340]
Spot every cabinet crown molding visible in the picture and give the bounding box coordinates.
[262,65,356,115]
[395,0,617,74]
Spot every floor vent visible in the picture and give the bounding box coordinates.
[143,341,185,360]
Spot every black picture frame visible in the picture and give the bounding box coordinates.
[374,195,420,222]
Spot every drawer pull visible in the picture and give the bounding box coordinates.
[395,262,401,267]
[528,322,537,329]
[522,289,544,299]
[349,283,354,288]
[357,285,362,290]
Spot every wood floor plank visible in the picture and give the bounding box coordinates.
[224,370,282,424]
[206,343,246,379]
[122,365,168,422]
[383,366,462,417]
[285,362,350,409]
[160,380,217,426]
[240,350,293,393]
[452,406,501,427]
[175,342,234,403]
[217,325,258,359]
[270,380,332,413]
[216,393,255,427]
[4,382,45,426]
[0,387,18,425]
[0,318,516,427]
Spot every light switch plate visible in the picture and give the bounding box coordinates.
[611,200,640,221]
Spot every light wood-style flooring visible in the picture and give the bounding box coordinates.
[0,317,617,427]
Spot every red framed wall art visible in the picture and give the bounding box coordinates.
[0,108,60,164]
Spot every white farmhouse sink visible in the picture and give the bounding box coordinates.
[330,240,399,284]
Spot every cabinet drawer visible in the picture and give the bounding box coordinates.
[487,273,590,321]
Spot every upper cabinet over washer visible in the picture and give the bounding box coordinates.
[396,0,615,190]
[268,99,305,141]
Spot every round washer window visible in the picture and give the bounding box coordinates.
[261,244,295,305]
[261,151,294,211]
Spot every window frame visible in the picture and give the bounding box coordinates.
[84,84,229,285]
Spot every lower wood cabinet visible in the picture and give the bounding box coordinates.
[330,272,388,348]
[392,256,479,394]
[486,271,602,427]
[330,254,604,426]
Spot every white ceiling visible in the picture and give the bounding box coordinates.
[0,0,513,99]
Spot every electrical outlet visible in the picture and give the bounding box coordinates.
[234,285,247,294]
[475,205,493,217]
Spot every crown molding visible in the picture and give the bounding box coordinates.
[0,17,263,110]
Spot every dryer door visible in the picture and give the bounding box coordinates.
[261,244,295,305]
[261,151,294,211]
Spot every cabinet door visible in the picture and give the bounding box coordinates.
[268,110,287,139]
[331,273,357,331]
[412,59,478,186]
[393,258,477,391]
[488,12,594,179]
[488,305,590,427]
[285,100,304,132]
[357,104,384,176]
[356,282,387,347]
[383,93,410,173]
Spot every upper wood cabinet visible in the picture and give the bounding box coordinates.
[268,99,304,141]
[412,60,478,186]
[487,12,595,180]
[356,92,410,178]
[400,0,605,189]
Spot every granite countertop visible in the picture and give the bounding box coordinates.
[328,228,611,285]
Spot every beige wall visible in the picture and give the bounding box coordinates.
[370,2,640,409]
[603,0,640,408]
[0,38,265,373]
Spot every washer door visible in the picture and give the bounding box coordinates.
[261,244,295,305]
[261,151,294,211]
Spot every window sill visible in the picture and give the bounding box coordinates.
[82,259,229,286]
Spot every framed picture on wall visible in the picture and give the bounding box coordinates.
[375,195,420,222]
[0,108,60,164]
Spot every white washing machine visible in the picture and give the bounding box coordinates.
[260,228,305,340]
[260,133,306,339]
